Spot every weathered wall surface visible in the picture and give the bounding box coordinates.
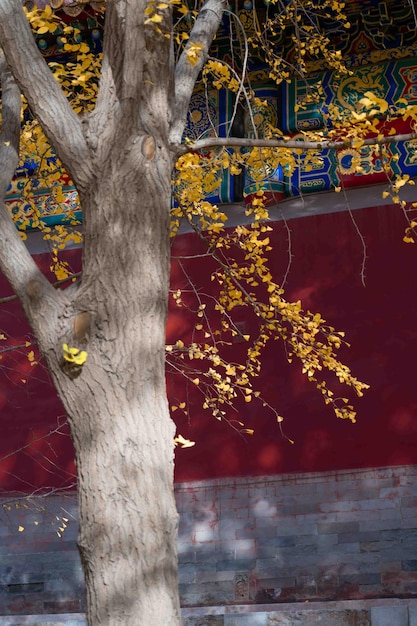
[1,465,417,621]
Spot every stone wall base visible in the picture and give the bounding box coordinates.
[182,599,417,625]
[2,600,417,625]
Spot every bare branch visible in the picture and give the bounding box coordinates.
[0,0,93,190]
[170,0,226,144]
[175,131,417,156]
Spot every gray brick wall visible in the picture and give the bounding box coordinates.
[1,465,417,619]
[0,495,83,615]
[176,465,417,605]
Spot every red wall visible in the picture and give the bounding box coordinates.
[171,203,417,480]
[1,202,417,492]
[0,251,80,494]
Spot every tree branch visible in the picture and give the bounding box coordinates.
[0,202,57,306]
[0,271,82,307]
[0,45,42,299]
[174,131,417,156]
[88,0,146,151]
[0,199,70,363]
[0,0,93,190]
[170,0,226,145]
[0,42,61,325]
[0,48,20,198]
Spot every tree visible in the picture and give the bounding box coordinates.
[0,0,415,624]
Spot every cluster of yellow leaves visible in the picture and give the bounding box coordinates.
[7,6,91,267]
[25,4,60,34]
[203,60,240,93]
[245,147,294,191]
[49,253,74,281]
[54,514,70,538]
[297,88,417,241]
[403,215,417,244]
[26,5,90,53]
[340,92,417,237]
[27,349,38,367]
[215,206,368,422]
[145,0,169,24]
[172,151,230,235]
[169,74,405,424]
[167,335,260,423]
[247,0,350,84]
[2,497,70,536]
[49,51,102,114]
[25,5,101,113]
[185,41,205,67]
[172,151,369,423]
[173,143,297,235]
[14,0,379,430]
[144,0,178,37]
[62,344,88,366]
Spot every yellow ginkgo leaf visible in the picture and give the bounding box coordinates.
[145,13,163,24]
[174,434,196,448]
[63,343,75,355]
[63,344,88,365]
[73,351,88,366]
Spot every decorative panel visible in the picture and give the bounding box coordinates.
[285,144,339,197]
[182,87,238,204]
[283,59,417,135]
[282,57,417,195]
[243,83,285,204]
[5,161,80,231]
[282,72,326,134]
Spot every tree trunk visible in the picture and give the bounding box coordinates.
[0,3,226,624]
[45,139,181,626]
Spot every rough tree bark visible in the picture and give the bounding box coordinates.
[0,0,225,624]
